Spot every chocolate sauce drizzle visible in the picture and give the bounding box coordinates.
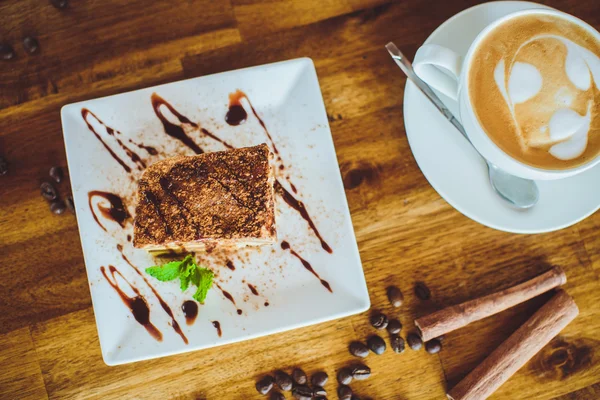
[151,93,233,153]
[81,108,149,172]
[212,320,222,337]
[225,91,248,126]
[182,300,198,326]
[88,191,130,231]
[215,283,243,315]
[247,283,259,296]
[226,90,331,252]
[281,241,332,292]
[275,181,332,253]
[226,260,236,271]
[117,245,188,344]
[100,265,163,341]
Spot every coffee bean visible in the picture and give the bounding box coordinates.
[291,384,312,400]
[370,312,388,330]
[387,285,404,307]
[407,333,423,351]
[65,195,76,214]
[351,364,371,380]
[50,200,66,215]
[0,156,8,175]
[349,341,369,358]
[22,37,39,54]
[337,368,353,385]
[41,181,58,201]
[311,371,328,387]
[313,385,327,396]
[390,334,405,353]
[274,370,293,391]
[415,281,431,300]
[367,335,386,355]
[387,319,402,334]
[0,44,15,61]
[425,339,442,354]
[338,385,353,400]
[50,0,69,9]
[255,375,274,395]
[49,166,64,183]
[291,368,307,385]
[269,392,285,400]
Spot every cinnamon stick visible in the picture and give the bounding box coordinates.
[415,266,566,341]
[447,289,578,400]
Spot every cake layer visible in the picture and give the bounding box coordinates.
[133,144,276,251]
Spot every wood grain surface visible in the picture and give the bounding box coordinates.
[1,0,599,399]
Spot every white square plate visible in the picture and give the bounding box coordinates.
[61,58,370,365]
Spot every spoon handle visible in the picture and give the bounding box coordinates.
[385,42,470,142]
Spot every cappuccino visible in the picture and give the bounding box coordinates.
[468,14,600,170]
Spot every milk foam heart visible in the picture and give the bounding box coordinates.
[469,14,600,170]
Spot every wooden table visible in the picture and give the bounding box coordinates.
[1,0,599,399]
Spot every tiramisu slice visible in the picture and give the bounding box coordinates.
[133,144,276,252]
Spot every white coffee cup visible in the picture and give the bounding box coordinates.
[412,8,600,180]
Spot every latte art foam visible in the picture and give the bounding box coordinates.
[469,14,600,170]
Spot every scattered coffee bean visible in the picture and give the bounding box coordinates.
[387,319,402,334]
[338,385,353,400]
[291,384,312,400]
[274,370,293,391]
[425,339,442,354]
[351,364,371,380]
[0,156,8,175]
[407,333,423,351]
[50,199,66,215]
[269,392,285,400]
[311,371,328,387]
[22,37,39,54]
[292,368,307,385]
[41,181,58,201]
[313,385,327,396]
[370,312,388,330]
[367,335,386,355]
[50,0,69,9]
[49,166,64,183]
[390,334,405,353]
[387,285,404,307]
[65,195,75,214]
[415,281,431,300]
[349,341,369,358]
[255,375,274,395]
[337,368,353,385]
[0,44,15,61]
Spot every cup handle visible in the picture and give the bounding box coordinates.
[413,44,463,100]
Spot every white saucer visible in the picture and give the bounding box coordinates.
[403,1,600,234]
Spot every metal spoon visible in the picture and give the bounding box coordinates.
[385,42,539,209]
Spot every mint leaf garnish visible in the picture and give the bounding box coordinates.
[191,268,214,304]
[145,254,214,304]
[145,260,183,281]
